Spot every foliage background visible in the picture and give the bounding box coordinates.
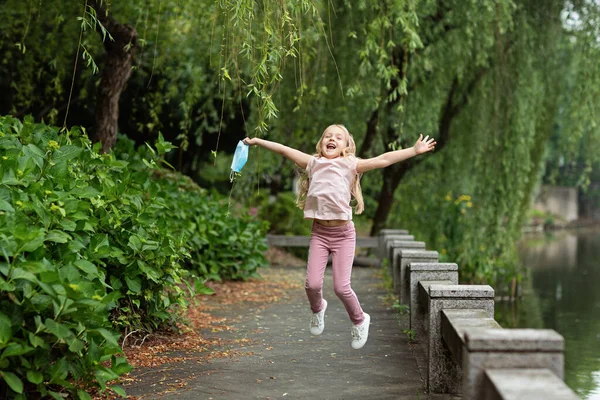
[1,0,599,397]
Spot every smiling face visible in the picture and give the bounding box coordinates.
[317,125,351,159]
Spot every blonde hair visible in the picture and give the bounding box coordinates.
[296,124,365,214]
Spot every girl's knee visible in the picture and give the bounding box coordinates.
[334,285,352,298]
[305,279,322,293]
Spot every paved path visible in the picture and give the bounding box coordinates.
[125,266,454,399]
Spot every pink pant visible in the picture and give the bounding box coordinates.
[305,221,365,325]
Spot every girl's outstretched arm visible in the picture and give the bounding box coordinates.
[243,137,312,169]
[357,134,436,173]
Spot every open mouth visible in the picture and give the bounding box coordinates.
[326,143,336,150]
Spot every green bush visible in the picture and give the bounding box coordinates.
[113,138,269,281]
[254,191,311,236]
[0,116,269,398]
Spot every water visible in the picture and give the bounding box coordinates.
[495,230,600,399]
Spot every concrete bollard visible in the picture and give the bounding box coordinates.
[426,284,495,394]
[408,263,458,335]
[383,235,414,263]
[482,369,579,400]
[378,229,410,259]
[463,329,566,400]
[396,250,439,302]
[379,229,410,235]
[388,240,425,280]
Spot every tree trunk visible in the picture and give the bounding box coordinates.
[358,108,379,158]
[370,161,412,235]
[91,1,137,153]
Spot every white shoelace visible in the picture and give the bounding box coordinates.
[351,325,364,340]
[311,313,323,327]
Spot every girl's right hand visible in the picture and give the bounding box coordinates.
[243,137,258,146]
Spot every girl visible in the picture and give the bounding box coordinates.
[243,125,436,349]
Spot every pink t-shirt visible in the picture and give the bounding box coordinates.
[303,155,358,220]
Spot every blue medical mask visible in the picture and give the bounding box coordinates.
[230,140,249,182]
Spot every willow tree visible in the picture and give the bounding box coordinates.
[0,0,263,153]
[382,0,600,282]
[2,0,598,283]
[223,0,600,282]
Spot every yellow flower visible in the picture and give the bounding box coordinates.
[16,200,23,207]
[455,194,472,204]
[1,156,7,160]
[17,170,23,177]
[467,202,473,208]
[92,295,103,301]
[48,140,60,150]
[445,194,452,201]
[68,284,79,291]
[50,203,60,211]
[45,190,52,195]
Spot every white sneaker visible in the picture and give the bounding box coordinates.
[310,299,328,335]
[351,313,370,349]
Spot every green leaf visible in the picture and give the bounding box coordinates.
[0,312,12,344]
[93,328,119,348]
[95,367,120,390]
[68,338,85,353]
[68,239,86,252]
[124,276,141,293]
[1,169,19,185]
[26,370,43,385]
[48,391,67,400]
[45,230,72,243]
[110,385,127,398]
[111,357,132,375]
[1,343,33,359]
[23,144,45,169]
[52,145,82,162]
[71,186,101,199]
[10,268,37,283]
[194,279,215,295]
[137,260,161,282]
[49,160,68,179]
[59,219,77,231]
[78,390,92,400]
[0,199,14,212]
[90,234,109,253]
[1,371,23,394]
[15,228,45,252]
[28,332,47,349]
[48,357,68,383]
[74,260,98,275]
[127,235,142,252]
[155,133,177,155]
[45,319,72,341]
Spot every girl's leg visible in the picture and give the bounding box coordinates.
[330,223,365,325]
[305,228,329,313]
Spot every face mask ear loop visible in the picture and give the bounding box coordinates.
[230,169,235,183]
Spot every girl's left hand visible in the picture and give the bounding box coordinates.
[414,134,436,154]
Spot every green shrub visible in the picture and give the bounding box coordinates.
[113,138,270,281]
[251,191,311,259]
[255,191,312,236]
[0,116,269,398]
[0,116,147,398]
